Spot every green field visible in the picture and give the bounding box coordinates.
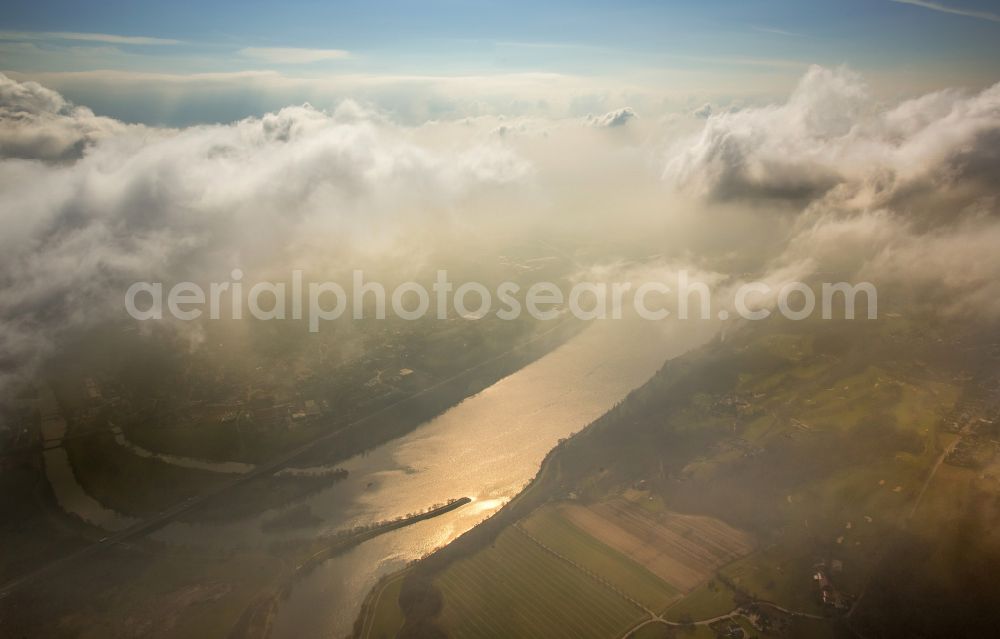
[662,580,737,622]
[360,318,994,639]
[721,551,825,617]
[359,572,407,639]
[627,621,678,639]
[629,622,718,639]
[520,505,680,610]
[436,526,648,639]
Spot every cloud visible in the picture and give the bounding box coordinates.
[239,47,352,64]
[3,66,1000,393]
[7,69,632,126]
[764,203,1000,320]
[889,0,1000,23]
[692,103,713,119]
[0,31,181,45]
[0,73,130,161]
[5,64,824,130]
[590,107,636,128]
[0,75,539,390]
[664,65,1000,204]
[664,64,1000,320]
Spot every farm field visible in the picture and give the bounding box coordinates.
[627,621,715,639]
[557,499,754,592]
[435,525,647,639]
[519,505,680,610]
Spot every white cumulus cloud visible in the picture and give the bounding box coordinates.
[0,77,534,389]
[589,107,636,128]
[0,73,132,161]
[664,65,1000,320]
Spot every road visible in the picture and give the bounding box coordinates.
[619,599,825,639]
[909,427,966,519]
[845,426,967,628]
[514,522,825,639]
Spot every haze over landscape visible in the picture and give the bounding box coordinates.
[1,2,999,638]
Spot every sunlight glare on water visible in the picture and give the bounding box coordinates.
[269,318,716,638]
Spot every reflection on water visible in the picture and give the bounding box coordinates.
[265,319,715,638]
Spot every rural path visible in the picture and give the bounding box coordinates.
[909,427,966,519]
[848,426,968,627]
[516,523,824,639]
[619,599,825,639]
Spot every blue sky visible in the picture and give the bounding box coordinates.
[2,0,998,124]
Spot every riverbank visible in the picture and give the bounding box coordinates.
[231,497,471,639]
[351,415,578,638]
[349,325,720,638]
[271,320,717,639]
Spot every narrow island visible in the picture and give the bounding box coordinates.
[231,496,472,639]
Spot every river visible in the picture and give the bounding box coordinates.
[251,318,716,638]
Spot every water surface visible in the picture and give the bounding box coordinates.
[266,319,715,638]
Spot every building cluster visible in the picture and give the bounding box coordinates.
[708,619,745,638]
[812,560,850,611]
[943,397,1000,469]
